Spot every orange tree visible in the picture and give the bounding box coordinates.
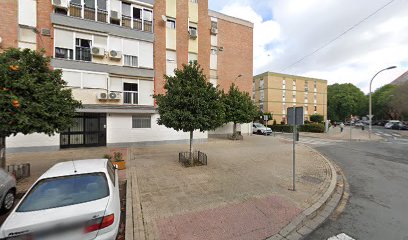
[0,48,81,168]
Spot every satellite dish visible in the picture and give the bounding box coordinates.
[161,15,167,22]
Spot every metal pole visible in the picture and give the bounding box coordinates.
[350,115,352,142]
[292,107,296,191]
[369,66,397,139]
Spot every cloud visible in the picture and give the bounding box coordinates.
[209,0,408,93]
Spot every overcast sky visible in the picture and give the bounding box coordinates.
[208,0,408,93]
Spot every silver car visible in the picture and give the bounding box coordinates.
[0,168,16,213]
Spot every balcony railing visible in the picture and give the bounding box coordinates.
[75,47,92,62]
[66,4,153,33]
[69,3,82,18]
[122,16,131,28]
[123,92,138,104]
[144,21,153,32]
[97,9,108,22]
[133,19,142,31]
[84,7,95,20]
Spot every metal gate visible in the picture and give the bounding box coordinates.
[60,113,106,148]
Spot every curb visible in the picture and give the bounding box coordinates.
[266,142,346,240]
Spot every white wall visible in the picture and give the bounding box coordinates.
[107,114,208,144]
[209,123,253,135]
[7,133,60,149]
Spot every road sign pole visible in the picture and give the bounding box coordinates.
[292,107,296,191]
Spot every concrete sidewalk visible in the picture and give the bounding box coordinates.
[126,135,339,240]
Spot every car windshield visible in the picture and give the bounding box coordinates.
[17,173,109,212]
[254,123,265,128]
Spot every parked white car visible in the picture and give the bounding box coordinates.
[0,159,120,240]
[0,168,17,214]
[253,123,273,135]
[385,120,400,129]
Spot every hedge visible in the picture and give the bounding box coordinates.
[269,123,325,133]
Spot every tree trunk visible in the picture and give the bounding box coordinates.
[0,136,6,169]
[189,131,194,166]
[233,122,237,138]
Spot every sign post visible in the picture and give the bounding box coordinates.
[287,107,303,191]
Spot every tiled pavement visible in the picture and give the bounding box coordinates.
[126,135,335,240]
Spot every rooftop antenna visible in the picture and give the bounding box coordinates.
[72,160,77,173]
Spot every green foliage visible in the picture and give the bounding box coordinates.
[222,83,258,125]
[269,123,325,133]
[371,84,396,120]
[327,83,367,122]
[299,123,325,133]
[254,111,273,125]
[310,114,324,123]
[388,82,408,120]
[154,62,225,133]
[103,154,112,161]
[0,48,81,137]
[113,152,124,162]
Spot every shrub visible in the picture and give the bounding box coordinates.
[273,119,277,125]
[269,124,294,133]
[310,114,324,123]
[299,123,325,133]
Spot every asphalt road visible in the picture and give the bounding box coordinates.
[306,138,408,240]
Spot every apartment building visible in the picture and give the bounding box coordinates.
[253,72,327,124]
[0,0,253,151]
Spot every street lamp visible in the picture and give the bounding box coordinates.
[369,66,397,138]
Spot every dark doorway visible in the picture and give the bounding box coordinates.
[60,113,106,148]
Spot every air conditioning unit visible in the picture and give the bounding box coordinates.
[109,50,122,60]
[97,92,108,100]
[109,92,122,100]
[189,29,198,39]
[52,0,68,9]
[91,47,105,57]
[110,11,119,20]
[210,27,218,35]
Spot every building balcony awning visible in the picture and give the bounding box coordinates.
[77,104,156,114]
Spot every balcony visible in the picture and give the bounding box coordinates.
[64,3,153,33]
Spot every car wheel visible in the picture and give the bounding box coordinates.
[2,190,16,212]
[257,130,262,135]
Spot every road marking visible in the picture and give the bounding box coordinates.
[328,233,356,240]
[383,133,392,137]
[374,133,381,136]
[392,133,401,137]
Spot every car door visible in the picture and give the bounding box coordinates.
[0,170,8,201]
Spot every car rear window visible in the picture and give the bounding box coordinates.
[17,173,109,212]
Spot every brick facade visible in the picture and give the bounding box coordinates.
[153,0,167,96]
[0,0,18,51]
[217,19,253,94]
[36,0,54,56]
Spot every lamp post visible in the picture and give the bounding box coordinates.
[369,66,397,138]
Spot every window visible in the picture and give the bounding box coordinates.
[132,115,151,128]
[97,0,106,10]
[133,7,142,19]
[211,47,217,55]
[16,173,109,212]
[143,9,153,21]
[55,47,73,59]
[190,0,198,3]
[189,25,197,32]
[314,106,317,111]
[84,0,95,9]
[166,19,176,29]
[124,55,138,67]
[122,2,131,17]
[123,83,138,104]
[75,38,92,61]
[211,21,217,29]
[70,0,81,5]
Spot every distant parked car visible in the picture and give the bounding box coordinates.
[355,121,364,127]
[385,120,401,129]
[391,123,408,130]
[0,159,120,240]
[0,168,17,214]
[253,123,273,135]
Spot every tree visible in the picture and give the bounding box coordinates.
[310,114,324,123]
[254,111,273,125]
[154,62,225,165]
[0,48,81,168]
[222,83,258,138]
[371,84,397,120]
[327,83,367,122]
[388,82,408,120]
